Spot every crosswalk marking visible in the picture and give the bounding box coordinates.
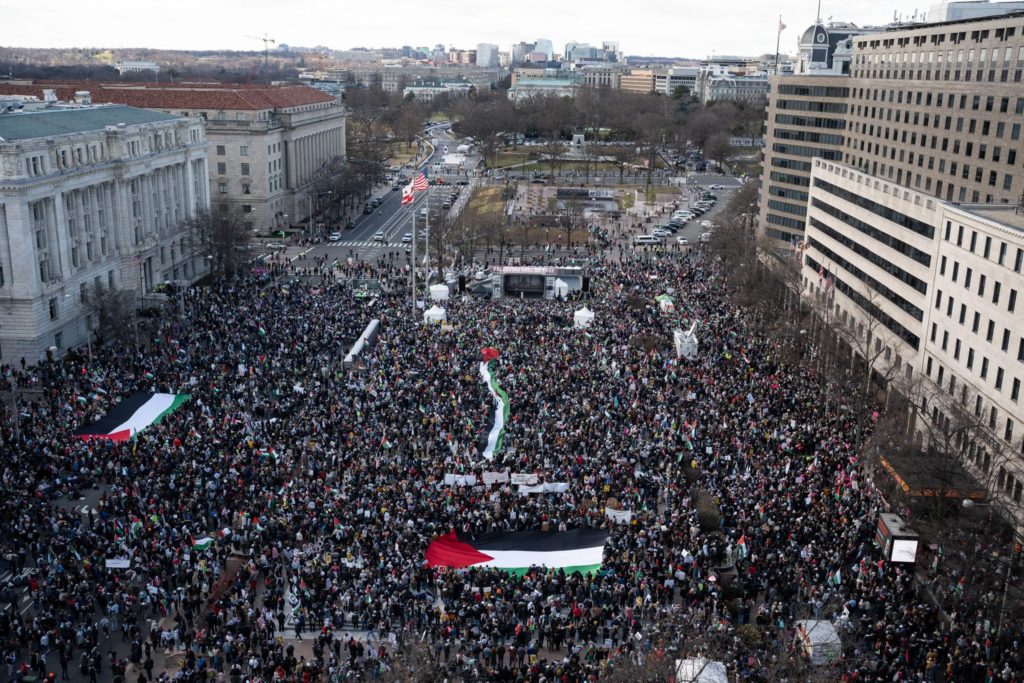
[328,241,411,249]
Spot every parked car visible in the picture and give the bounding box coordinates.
[677,236,690,245]
[652,228,672,237]
[266,241,285,249]
[363,205,375,214]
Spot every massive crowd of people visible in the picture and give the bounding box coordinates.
[0,233,1022,683]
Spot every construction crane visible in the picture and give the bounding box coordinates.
[244,34,276,68]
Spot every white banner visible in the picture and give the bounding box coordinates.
[518,482,570,494]
[605,508,633,524]
[510,473,538,485]
[105,558,131,569]
[442,474,478,486]
[482,471,510,485]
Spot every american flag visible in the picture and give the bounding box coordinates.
[412,172,429,191]
[778,18,786,32]
[401,181,415,205]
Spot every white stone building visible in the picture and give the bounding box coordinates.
[0,82,346,234]
[0,104,209,361]
[803,159,1024,511]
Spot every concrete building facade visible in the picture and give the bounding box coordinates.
[0,82,346,233]
[802,158,1024,513]
[0,105,209,361]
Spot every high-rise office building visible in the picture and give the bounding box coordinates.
[477,43,499,68]
[758,10,1024,511]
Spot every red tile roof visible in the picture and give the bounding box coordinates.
[0,80,336,111]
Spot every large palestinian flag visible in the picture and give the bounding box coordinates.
[74,392,190,441]
[479,347,509,460]
[425,529,607,576]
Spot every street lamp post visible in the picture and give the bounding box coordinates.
[307,191,334,240]
[4,367,17,438]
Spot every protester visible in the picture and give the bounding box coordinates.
[0,243,1020,683]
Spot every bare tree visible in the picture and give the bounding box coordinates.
[183,201,251,278]
[560,198,587,248]
[82,284,136,347]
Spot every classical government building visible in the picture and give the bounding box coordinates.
[0,103,209,361]
[758,7,1024,514]
[0,81,346,233]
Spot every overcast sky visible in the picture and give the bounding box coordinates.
[6,0,931,58]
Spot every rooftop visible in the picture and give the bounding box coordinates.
[957,203,1024,233]
[0,81,336,112]
[0,105,181,142]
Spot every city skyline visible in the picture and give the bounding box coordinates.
[7,0,932,60]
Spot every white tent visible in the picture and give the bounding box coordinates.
[573,307,595,329]
[429,284,450,301]
[675,658,728,683]
[794,620,842,666]
[673,323,698,360]
[423,305,447,324]
[553,278,569,299]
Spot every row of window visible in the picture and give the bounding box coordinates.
[805,254,922,349]
[810,215,929,298]
[810,199,932,268]
[809,237,924,321]
[774,114,847,130]
[769,171,810,188]
[774,128,845,146]
[215,145,250,156]
[813,177,936,240]
[767,199,807,217]
[215,162,250,176]
[943,221,1024,276]
[775,99,848,114]
[772,143,843,160]
[925,354,1022,449]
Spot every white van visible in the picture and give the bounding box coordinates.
[699,232,712,243]
[634,234,664,245]
[419,208,429,219]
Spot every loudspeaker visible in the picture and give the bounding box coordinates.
[582,277,590,293]
[458,275,466,293]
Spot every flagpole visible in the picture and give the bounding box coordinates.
[775,15,782,75]
[411,206,417,321]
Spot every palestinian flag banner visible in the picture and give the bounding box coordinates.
[478,347,509,460]
[191,536,214,552]
[425,528,607,576]
[74,392,190,441]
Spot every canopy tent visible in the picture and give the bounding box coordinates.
[423,305,447,324]
[794,620,842,666]
[429,284,450,301]
[573,307,595,329]
[675,658,729,683]
[553,278,569,299]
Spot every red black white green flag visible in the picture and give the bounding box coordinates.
[478,347,509,460]
[425,528,607,576]
[73,392,190,441]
